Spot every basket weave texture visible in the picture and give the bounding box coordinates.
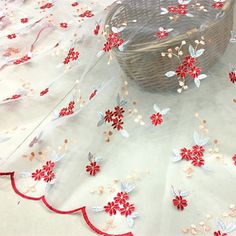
[105,0,235,91]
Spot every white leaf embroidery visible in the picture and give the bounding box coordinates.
[165,71,176,77]
[153,104,161,112]
[189,45,196,57]
[172,154,182,162]
[19,172,31,178]
[51,151,64,162]
[96,50,104,57]
[121,182,135,193]
[195,49,205,58]
[225,223,236,233]
[194,78,200,88]
[198,74,207,80]
[127,216,135,228]
[160,8,168,14]
[216,219,226,232]
[160,108,170,115]
[180,191,189,197]
[186,13,194,17]
[92,206,104,212]
[112,26,125,33]
[120,129,129,138]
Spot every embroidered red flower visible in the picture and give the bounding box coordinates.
[180,148,192,161]
[103,42,112,52]
[157,30,168,39]
[168,6,177,13]
[40,2,53,9]
[229,71,236,83]
[178,4,188,9]
[183,56,196,68]
[93,24,100,35]
[80,10,94,18]
[43,171,55,182]
[60,22,68,28]
[13,54,31,65]
[59,101,75,117]
[40,88,49,96]
[176,65,188,78]
[32,169,44,181]
[7,33,16,39]
[191,156,205,167]
[86,162,100,176]
[189,66,201,78]
[177,4,188,14]
[42,161,55,172]
[4,94,21,101]
[120,202,135,217]
[232,154,236,165]
[63,48,79,64]
[173,196,188,210]
[103,33,124,52]
[112,118,124,130]
[113,38,124,48]
[104,202,120,216]
[89,90,97,100]
[214,231,227,236]
[150,112,163,126]
[178,8,188,14]
[71,2,78,7]
[104,110,114,123]
[114,192,129,205]
[113,106,125,119]
[212,2,224,9]
[192,145,205,157]
[21,18,28,23]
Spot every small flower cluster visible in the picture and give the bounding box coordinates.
[171,186,188,211]
[20,18,28,23]
[3,94,21,101]
[40,88,49,96]
[71,2,78,7]
[214,231,228,236]
[104,106,125,130]
[150,112,163,126]
[164,38,206,92]
[60,22,68,28]
[176,56,201,79]
[150,105,170,127]
[40,2,54,9]
[63,48,79,64]
[93,23,100,35]
[229,71,236,83]
[86,162,100,176]
[156,27,173,39]
[85,152,102,176]
[31,161,56,183]
[59,101,75,117]
[13,55,31,65]
[79,10,94,18]
[167,4,189,15]
[232,154,236,166]
[7,33,16,39]
[104,192,135,217]
[212,1,225,9]
[103,33,124,52]
[180,145,205,167]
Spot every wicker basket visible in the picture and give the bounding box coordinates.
[105,0,234,91]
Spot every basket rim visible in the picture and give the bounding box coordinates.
[104,0,234,52]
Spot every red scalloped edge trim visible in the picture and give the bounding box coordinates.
[0,172,133,236]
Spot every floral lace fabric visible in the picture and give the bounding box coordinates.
[0,0,236,235]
